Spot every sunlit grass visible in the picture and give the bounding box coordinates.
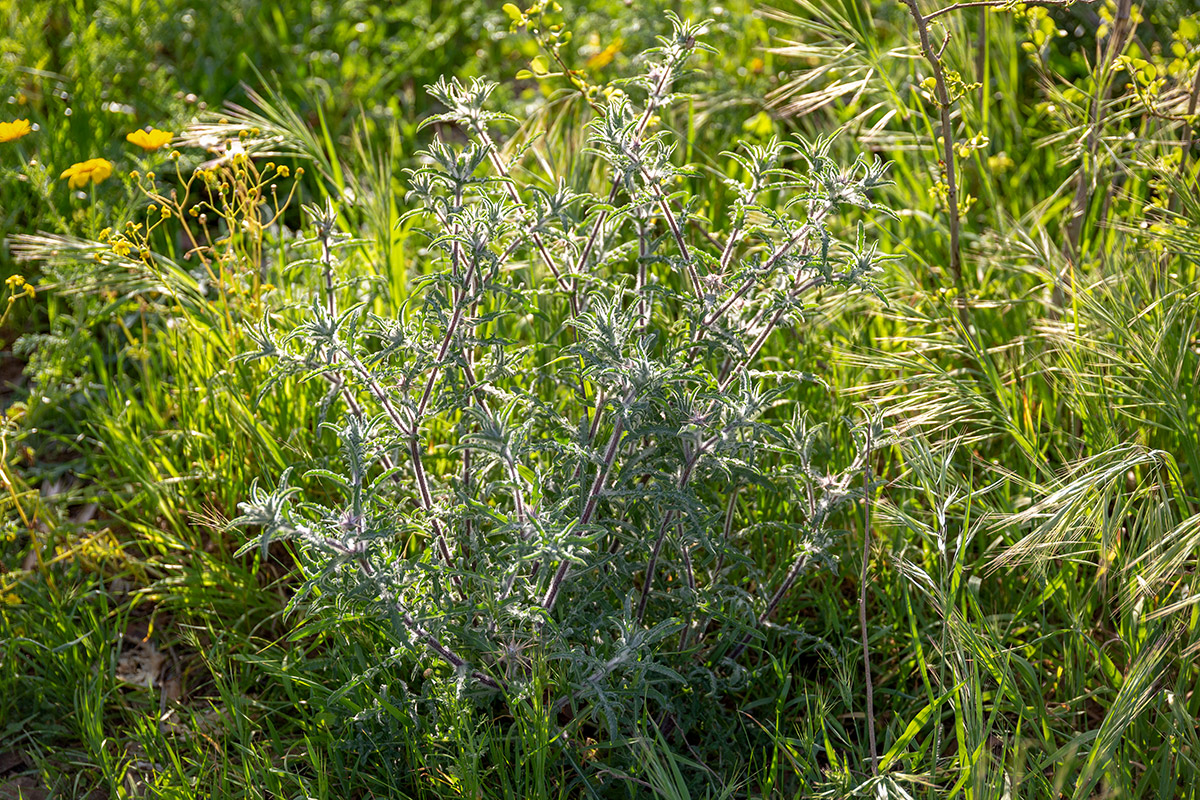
[3,0,1200,797]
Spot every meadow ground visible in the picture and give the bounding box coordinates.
[2,0,1200,797]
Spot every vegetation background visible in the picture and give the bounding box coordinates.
[2,0,1199,797]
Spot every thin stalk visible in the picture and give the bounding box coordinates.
[1064,0,1133,259]
[639,269,825,626]
[636,219,650,331]
[416,300,467,419]
[401,610,502,690]
[692,486,740,646]
[901,0,965,299]
[338,346,456,569]
[636,449,701,623]
[556,61,687,470]
[641,174,703,299]
[859,423,878,775]
[923,0,1086,22]
[573,60,677,276]
[728,555,810,661]
[1171,64,1200,212]
[542,413,626,612]
[701,206,831,331]
[716,169,765,278]
[727,446,867,660]
[526,387,612,607]
[315,219,395,472]
[529,56,686,537]
[358,556,498,690]
[677,528,696,650]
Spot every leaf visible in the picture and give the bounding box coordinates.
[878,682,962,772]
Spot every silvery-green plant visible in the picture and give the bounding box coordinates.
[236,13,893,756]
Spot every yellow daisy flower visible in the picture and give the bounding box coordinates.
[60,158,114,189]
[126,128,173,151]
[0,119,32,143]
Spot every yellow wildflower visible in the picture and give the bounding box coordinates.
[5,274,33,298]
[586,40,622,69]
[61,158,114,189]
[126,128,174,151]
[0,119,32,143]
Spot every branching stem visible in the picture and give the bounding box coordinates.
[542,412,627,612]
[901,0,964,299]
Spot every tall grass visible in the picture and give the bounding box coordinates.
[2,0,1199,797]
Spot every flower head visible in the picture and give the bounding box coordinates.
[0,119,32,143]
[5,274,34,299]
[126,128,173,151]
[60,158,114,189]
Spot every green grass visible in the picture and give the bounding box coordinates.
[3,0,1200,796]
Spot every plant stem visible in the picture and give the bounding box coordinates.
[1171,64,1200,212]
[636,450,700,623]
[1065,0,1133,260]
[859,422,878,775]
[641,266,826,627]
[542,413,626,612]
[923,0,1088,22]
[701,206,830,331]
[574,60,677,276]
[338,346,456,570]
[315,216,395,472]
[901,0,965,301]
[727,555,809,661]
[636,219,650,331]
[401,609,502,690]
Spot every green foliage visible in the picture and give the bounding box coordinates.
[235,18,893,788]
[4,0,1200,797]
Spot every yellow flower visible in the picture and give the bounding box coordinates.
[0,119,32,143]
[586,40,622,69]
[60,158,114,189]
[126,128,173,151]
